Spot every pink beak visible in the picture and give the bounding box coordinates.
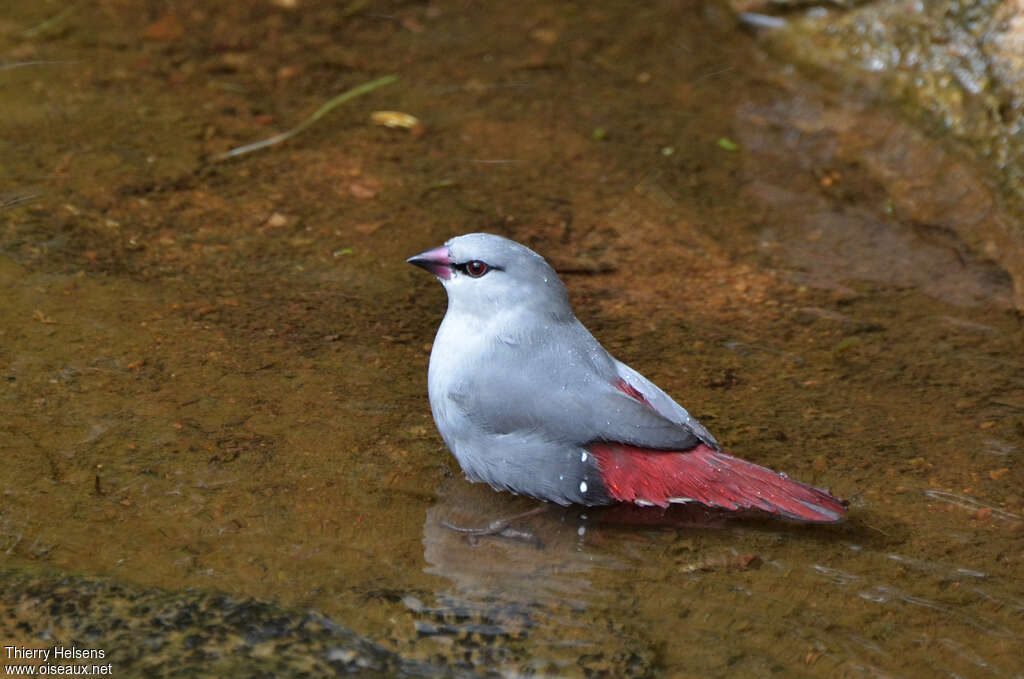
[407,244,453,280]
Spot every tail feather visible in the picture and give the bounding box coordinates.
[589,443,847,523]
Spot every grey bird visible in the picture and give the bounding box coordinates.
[408,233,846,522]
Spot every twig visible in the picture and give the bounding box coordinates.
[2,193,43,209]
[213,74,399,161]
[23,5,77,38]
[0,60,77,71]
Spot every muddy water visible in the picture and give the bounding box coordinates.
[2,1,1022,677]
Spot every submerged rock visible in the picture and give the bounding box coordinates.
[0,568,461,678]
[736,0,1024,309]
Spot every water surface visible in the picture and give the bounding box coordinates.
[2,2,1022,676]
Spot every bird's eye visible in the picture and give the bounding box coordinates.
[465,260,489,278]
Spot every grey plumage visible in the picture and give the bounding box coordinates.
[414,233,716,505]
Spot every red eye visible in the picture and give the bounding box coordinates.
[465,260,489,277]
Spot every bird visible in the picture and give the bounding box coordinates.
[407,233,847,523]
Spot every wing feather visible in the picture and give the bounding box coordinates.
[613,360,719,449]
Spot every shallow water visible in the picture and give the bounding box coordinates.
[2,1,1022,677]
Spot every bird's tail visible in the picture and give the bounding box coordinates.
[589,443,847,523]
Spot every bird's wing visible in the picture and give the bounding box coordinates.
[613,359,719,449]
[450,370,703,450]
[448,323,706,451]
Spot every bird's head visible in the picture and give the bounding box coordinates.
[407,233,572,321]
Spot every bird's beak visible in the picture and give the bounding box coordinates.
[406,244,453,280]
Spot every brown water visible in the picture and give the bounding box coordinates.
[2,2,1022,677]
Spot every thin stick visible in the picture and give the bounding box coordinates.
[213,74,399,161]
[0,60,78,71]
[2,193,43,209]
[23,5,77,38]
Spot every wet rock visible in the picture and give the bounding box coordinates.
[747,0,1024,309]
[0,568,461,678]
[734,72,1020,309]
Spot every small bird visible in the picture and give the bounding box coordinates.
[408,233,846,523]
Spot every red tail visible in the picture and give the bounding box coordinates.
[590,443,847,523]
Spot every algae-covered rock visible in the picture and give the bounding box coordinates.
[738,0,1024,308]
[0,568,460,678]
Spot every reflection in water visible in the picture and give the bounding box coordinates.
[422,481,740,595]
[418,480,831,675]
[419,481,762,675]
[419,481,643,675]
[419,480,1023,677]
[423,482,619,600]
